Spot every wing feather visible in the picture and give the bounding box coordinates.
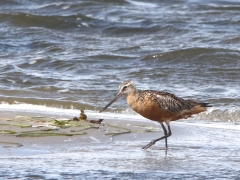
[144,90,193,113]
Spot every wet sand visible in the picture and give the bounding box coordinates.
[0,110,164,155]
[1,110,240,179]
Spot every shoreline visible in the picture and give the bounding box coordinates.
[1,109,240,156]
[0,109,162,156]
[1,110,240,179]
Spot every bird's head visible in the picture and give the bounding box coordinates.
[118,80,136,95]
[99,80,136,113]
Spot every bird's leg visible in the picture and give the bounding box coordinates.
[161,123,168,148]
[167,124,172,136]
[142,123,172,150]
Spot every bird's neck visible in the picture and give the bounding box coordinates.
[127,88,138,96]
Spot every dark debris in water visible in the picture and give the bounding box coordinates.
[73,110,103,124]
[0,141,23,148]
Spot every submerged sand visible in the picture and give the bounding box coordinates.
[1,110,240,179]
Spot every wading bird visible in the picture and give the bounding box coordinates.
[99,81,211,150]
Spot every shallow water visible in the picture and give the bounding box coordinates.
[1,122,240,179]
[0,0,240,179]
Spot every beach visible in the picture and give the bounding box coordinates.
[1,109,240,179]
[0,109,169,155]
[1,0,240,179]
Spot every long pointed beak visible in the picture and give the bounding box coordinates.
[99,93,122,113]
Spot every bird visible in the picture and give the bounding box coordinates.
[99,80,211,150]
[79,110,87,121]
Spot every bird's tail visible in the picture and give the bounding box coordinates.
[172,100,212,120]
[186,100,212,115]
[198,102,212,108]
[186,100,212,108]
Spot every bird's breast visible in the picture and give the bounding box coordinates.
[126,93,171,122]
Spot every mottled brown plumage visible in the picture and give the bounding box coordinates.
[100,81,211,150]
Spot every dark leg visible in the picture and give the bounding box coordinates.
[142,123,172,150]
[161,123,168,148]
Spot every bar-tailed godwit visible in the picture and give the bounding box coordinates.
[100,81,211,150]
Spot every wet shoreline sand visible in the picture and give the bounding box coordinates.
[1,109,240,153]
[1,110,240,179]
[0,110,164,156]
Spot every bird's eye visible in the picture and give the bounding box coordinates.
[123,86,127,90]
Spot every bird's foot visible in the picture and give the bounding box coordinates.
[142,141,155,150]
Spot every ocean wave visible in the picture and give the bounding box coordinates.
[193,107,240,123]
[0,12,94,30]
[102,22,185,35]
[142,47,240,63]
[0,103,239,123]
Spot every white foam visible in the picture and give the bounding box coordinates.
[0,103,239,126]
[0,103,146,122]
[29,60,37,64]
[0,103,78,116]
[62,5,70,10]
[125,0,158,8]
[179,121,240,131]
